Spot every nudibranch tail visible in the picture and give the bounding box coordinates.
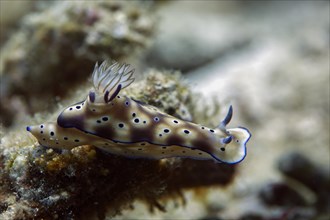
[28,61,252,165]
[26,123,95,150]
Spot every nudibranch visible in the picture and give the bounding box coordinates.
[27,61,251,164]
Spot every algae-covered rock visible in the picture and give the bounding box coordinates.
[0,0,155,127]
[124,69,193,121]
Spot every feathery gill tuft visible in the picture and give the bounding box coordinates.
[92,61,135,96]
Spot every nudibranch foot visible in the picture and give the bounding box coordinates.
[27,61,251,164]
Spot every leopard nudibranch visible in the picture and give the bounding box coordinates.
[27,61,251,164]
